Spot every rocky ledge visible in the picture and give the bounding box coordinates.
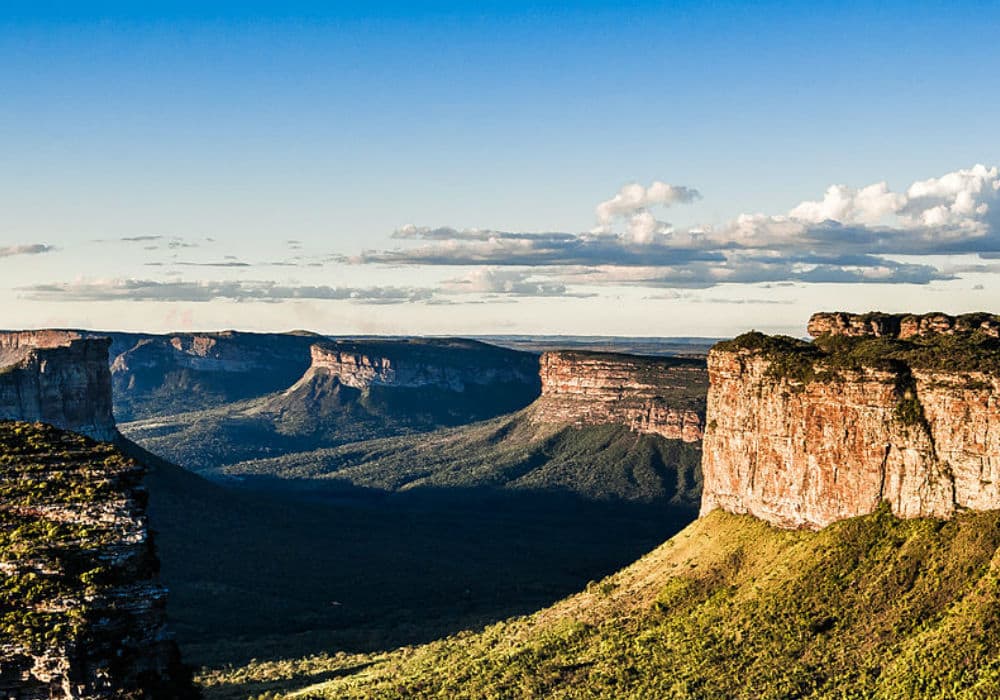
[700,314,1000,529]
[0,331,116,442]
[530,351,707,442]
[807,311,1000,340]
[0,421,196,698]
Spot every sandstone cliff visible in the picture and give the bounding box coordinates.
[108,331,317,420]
[0,422,196,698]
[700,314,1000,529]
[0,331,116,441]
[529,351,706,442]
[274,338,542,426]
[807,311,1000,339]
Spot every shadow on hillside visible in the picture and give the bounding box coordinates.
[141,459,696,670]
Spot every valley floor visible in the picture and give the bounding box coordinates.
[202,507,1000,699]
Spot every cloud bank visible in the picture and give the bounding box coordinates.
[21,279,435,304]
[354,165,999,291]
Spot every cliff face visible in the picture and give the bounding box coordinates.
[0,332,116,441]
[700,315,1000,529]
[109,331,317,421]
[807,311,1000,339]
[530,351,707,442]
[0,422,195,698]
[299,339,540,393]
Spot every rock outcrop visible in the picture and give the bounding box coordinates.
[108,331,318,421]
[807,311,1000,339]
[530,351,707,442]
[0,331,116,441]
[0,422,196,698]
[298,339,540,393]
[701,315,1000,529]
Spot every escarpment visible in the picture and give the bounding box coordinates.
[276,338,542,425]
[108,331,317,420]
[807,311,1000,340]
[700,313,1000,529]
[0,422,196,698]
[0,331,116,441]
[530,351,707,442]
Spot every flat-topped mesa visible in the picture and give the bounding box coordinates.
[700,319,1000,530]
[297,339,540,392]
[530,351,707,442]
[808,311,1000,339]
[0,331,116,441]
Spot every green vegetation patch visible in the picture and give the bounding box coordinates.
[256,507,1000,699]
[0,421,137,653]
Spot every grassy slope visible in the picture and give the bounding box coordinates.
[222,409,703,505]
[220,507,1000,700]
[127,433,695,675]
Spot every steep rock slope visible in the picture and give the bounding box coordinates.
[228,507,1000,699]
[106,331,318,421]
[224,350,707,505]
[700,311,1000,529]
[0,422,195,698]
[532,351,705,441]
[121,338,541,473]
[0,331,116,441]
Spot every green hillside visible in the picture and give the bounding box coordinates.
[213,506,1000,699]
[124,432,695,675]
[221,409,703,505]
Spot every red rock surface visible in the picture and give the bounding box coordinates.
[807,311,1000,339]
[530,351,706,442]
[700,344,1000,529]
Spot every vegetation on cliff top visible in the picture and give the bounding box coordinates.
[0,421,135,652]
[717,329,1000,379]
[222,507,1000,699]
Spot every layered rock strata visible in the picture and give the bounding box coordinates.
[0,332,116,441]
[807,311,1000,339]
[700,318,1000,529]
[0,422,195,698]
[296,339,540,393]
[530,351,707,442]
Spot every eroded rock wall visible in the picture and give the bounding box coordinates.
[0,423,195,699]
[807,311,1000,339]
[0,332,116,441]
[530,351,707,442]
[700,345,1000,529]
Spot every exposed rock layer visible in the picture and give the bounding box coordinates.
[701,320,1000,529]
[0,331,116,441]
[531,351,707,442]
[807,311,1000,339]
[0,422,195,699]
[299,339,540,392]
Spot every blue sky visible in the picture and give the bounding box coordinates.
[2,2,998,335]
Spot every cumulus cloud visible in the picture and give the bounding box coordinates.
[0,244,56,258]
[20,279,435,304]
[353,164,999,290]
[594,181,701,243]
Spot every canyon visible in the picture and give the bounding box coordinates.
[700,312,1000,529]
